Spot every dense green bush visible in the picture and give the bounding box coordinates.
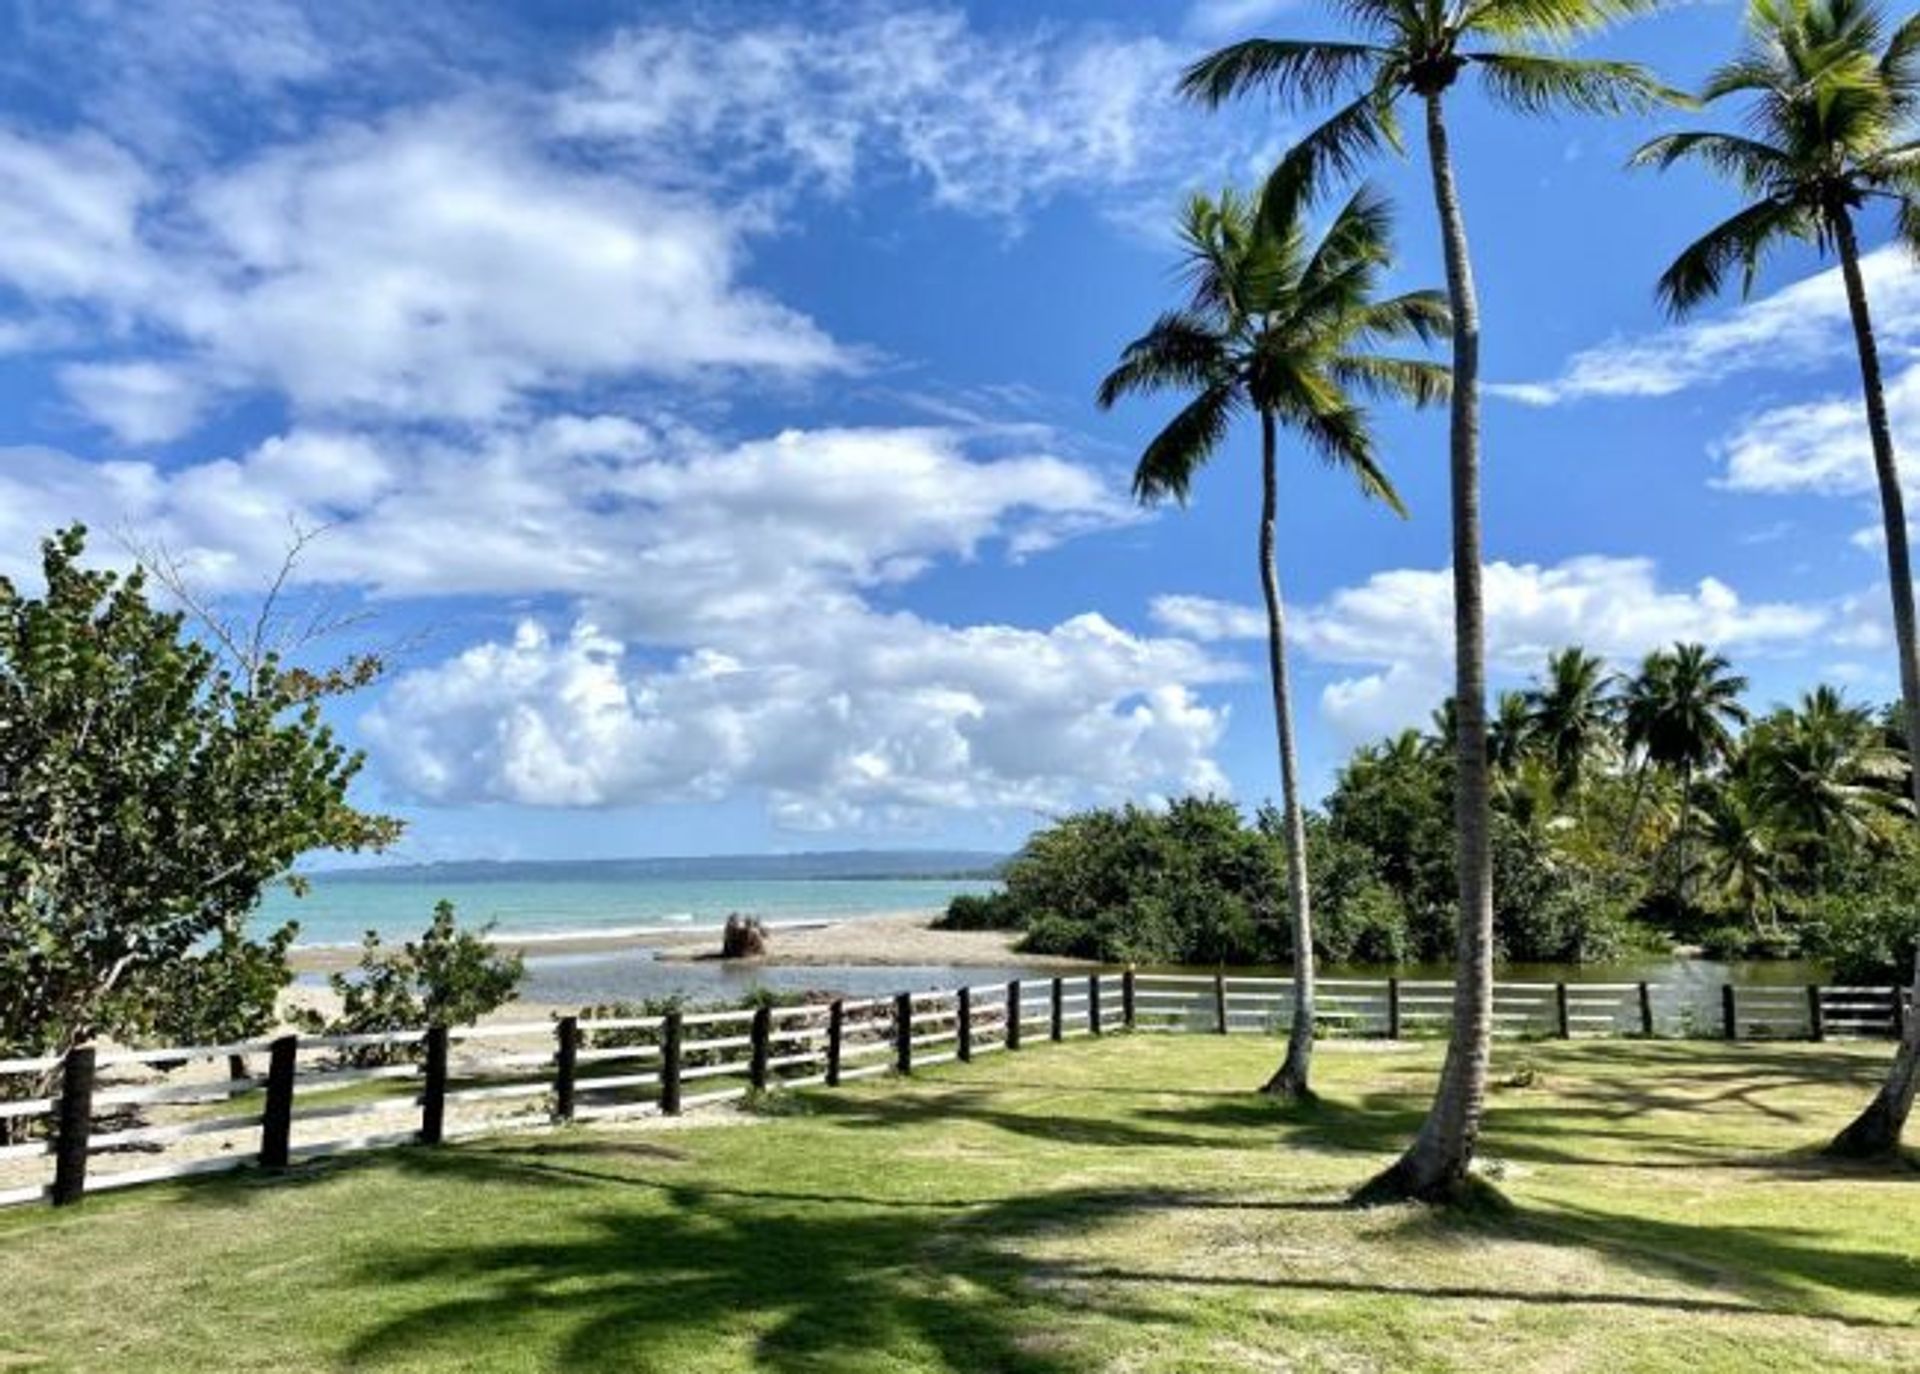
[1801,838,1920,985]
[953,786,1640,969]
[990,798,1281,965]
[933,892,1022,931]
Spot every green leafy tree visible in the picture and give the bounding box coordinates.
[1182,0,1676,1202]
[118,923,301,1082]
[1098,182,1446,1101]
[298,901,524,1064]
[1006,798,1285,967]
[1630,0,1920,1155]
[0,526,396,1086]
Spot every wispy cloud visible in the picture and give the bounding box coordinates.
[1714,361,1920,499]
[1184,1,1301,38]
[1490,247,1920,407]
[555,6,1279,225]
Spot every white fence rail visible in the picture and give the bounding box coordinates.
[0,970,1903,1211]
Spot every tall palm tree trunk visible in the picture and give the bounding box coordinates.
[1828,209,1920,1157]
[1256,411,1316,1102]
[1358,91,1495,1204]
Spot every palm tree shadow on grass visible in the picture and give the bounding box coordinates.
[338,1158,1206,1374]
[332,1144,1915,1373]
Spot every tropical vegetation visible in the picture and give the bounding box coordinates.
[1629,0,1920,1163]
[0,526,397,1116]
[948,642,1917,985]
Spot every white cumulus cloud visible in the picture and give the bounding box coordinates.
[0,417,1235,825]
[362,611,1231,821]
[1158,556,1835,743]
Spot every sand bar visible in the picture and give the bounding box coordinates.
[288,910,1089,976]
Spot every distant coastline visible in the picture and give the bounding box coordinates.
[302,849,1011,885]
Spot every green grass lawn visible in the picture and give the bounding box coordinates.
[1,1036,1915,1372]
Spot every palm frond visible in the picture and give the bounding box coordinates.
[1352,289,1452,346]
[1653,196,1808,316]
[1898,194,1920,258]
[1301,401,1404,513]
[1701,55,1790,103]
[1472,52,1687,115]
[1462,0,1667,45]
[1131,383,1240,506]
[1629,130,1792,193]
[1885,10,1920,111]
[1284,184,1396,326]
[1329,355,1452,413]
[1178,39,1387,109]
[1257,88,1403,227]
[1096,313,1230,409]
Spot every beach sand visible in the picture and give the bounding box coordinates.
[288,909,1088,977]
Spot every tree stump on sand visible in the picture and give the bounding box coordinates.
[720,914,769,959]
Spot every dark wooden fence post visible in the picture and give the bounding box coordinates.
[553,1017,578,1123]
[749,1005,772,1091]
[1088,975,1102,1037]
[894,992,914,1074]
[51,1044,97,1207]
[957,986,973,1062]
[420,1026,449,1146]
[1894,984,1910,1041]
[1638,982,1655,1037]
[659,1011,683,1116]
[1122,969,1136,1029]
[1555,982,1571,1040]
[1387,977,1402,1041]
[826,1000,844,1087]
[1806,986,1825,1043]
[1050,978,1064,1042]
[1722,984,1738,1042]
[1006,980,1022,1051]
[260,1035,297,1168]
[1213,973,1228,1035]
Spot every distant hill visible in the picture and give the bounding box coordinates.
[310,850,1010,884]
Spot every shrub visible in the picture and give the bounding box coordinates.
[934,892,1021,931]
[297,901,524,1061]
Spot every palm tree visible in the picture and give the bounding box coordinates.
[1525,647,1617,800]
[1697,768,1791,936]
[1098,184,1447,1103]
[1182,3,1673,1202]
[1748,687,1910,869]
[1488,690,1534,774]
[1619,644,1751,902]
[1629,0,1920,1156]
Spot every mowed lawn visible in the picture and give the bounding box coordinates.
[1,1036,1916,1373]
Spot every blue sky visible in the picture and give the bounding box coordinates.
[0,0,1911,863]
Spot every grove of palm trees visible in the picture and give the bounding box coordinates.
[1096,0,1920,1192]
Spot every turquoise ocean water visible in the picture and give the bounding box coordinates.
[262,875,1001,949]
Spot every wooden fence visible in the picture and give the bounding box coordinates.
[0,971,1906,1211]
